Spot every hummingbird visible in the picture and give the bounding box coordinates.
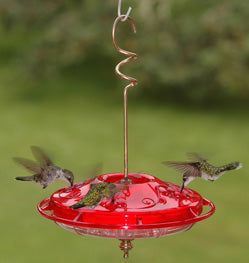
[163,153,242,193]
[70,182,117,209]
[14,146,74,189]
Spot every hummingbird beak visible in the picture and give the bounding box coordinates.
[67,174,74,186]
[70,178,74,186]
[180,177,187,193]
[62,169,74,186]
[64,176,73,186]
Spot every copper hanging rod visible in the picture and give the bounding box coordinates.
[112,15,138,181]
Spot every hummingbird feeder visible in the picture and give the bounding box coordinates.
[37,0,215,258]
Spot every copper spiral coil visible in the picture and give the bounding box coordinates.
[112,15,138,181]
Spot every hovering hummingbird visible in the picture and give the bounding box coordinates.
[163,153,242,193]
[14,146,74,189]
[70,182,117,209]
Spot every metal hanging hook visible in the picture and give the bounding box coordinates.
[112,16,137,83]
[112,15,138,182]
[118,0,132,22]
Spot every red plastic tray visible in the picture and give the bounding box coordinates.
[38,173,215,238]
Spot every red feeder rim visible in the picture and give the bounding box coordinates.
[37,173,215,239]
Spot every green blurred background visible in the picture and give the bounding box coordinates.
[0,0,248,262]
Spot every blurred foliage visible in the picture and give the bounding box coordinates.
[0,0,249,104]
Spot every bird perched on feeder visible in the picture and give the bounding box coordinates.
[14,146,74,189]
[163,153,242,193]
[70,182,117,209]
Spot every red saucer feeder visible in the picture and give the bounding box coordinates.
[38,173,215,258]
[37,1,215,258]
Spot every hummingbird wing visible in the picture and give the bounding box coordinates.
[163,161,201,178]
[13,157,42,173]
[90,163,103,177]
[77,163,103,184]
[31,146,54,168]
[186,152,207,162]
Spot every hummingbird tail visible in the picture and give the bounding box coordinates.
[70,203,85,209]
[15,176,33,181]
[236,163,243,170]
[223,162,242,171]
